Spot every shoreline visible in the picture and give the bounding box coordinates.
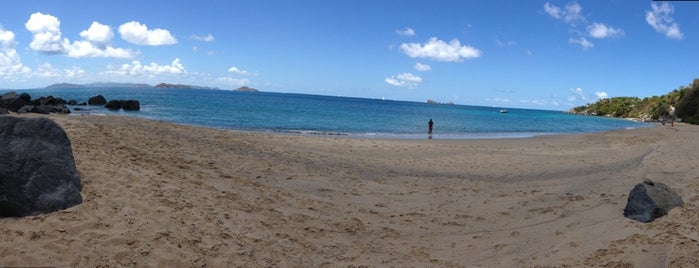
[64,112,656,141]
[1,114,697,266]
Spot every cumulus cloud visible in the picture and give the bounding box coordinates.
[0,28,30,77]
[569,37,593,50]
[413,62,431,71]
[396,27,415,36]
[71,41,135,59]
[106,58,186,76]
[544,2,585,24]
[646,3,684,40]
[595,91,608,99]
[385,72,422,88]
[119,21,177,46]
[587,23,624,39]
[400,37,481,62]
[79,21,114,47]
[0,29,17,48]
[228,66,254,76]
[25,13,135,58]
[192,33,214,42]
[25,12,68,54]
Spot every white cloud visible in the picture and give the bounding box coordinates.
[413,62,431,71]
[569,87,588,101]
[118,21,177,46]
[68,40,135,58]
[587,23,624,39]
[25,13,135,58]
[646,3,684,40]
[385,72,422,88]
[0,28,30,77]
[569,37,593,49]
[25,12,69,54]
[595,91,608,99]
[564,2,584,24]
[192,33,214,42]
[396,27,415,36]
[544,2,585,24]
[228,66,251,75]
[0,29,17,48]
[400,37,481,62]
[543,2,562,19]
[106,58,186,76]
[79,21,114,47]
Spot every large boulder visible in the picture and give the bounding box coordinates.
[88,95,107,105]
[122,100,140,111]
[1,92,31,112]
[104,99,122,110]
[0,116,83,217]
[623,179,683,223]
[105,99,140,111]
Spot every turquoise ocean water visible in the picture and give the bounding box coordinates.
[2,88,648,139]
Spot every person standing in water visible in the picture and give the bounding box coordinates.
[428,119,434,134]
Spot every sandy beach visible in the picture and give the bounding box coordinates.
[1,114,698,267]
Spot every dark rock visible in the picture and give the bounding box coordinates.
[0,107,8,114]
[1,92,31,112]
[623,179,684,223]
[78,102,87,106]
[17,105,34,114]
[88,95,107,105]
[33,96,67,106]
[104,100,122,110]
[68,100,78,105]
[104,99,141,111]
[0,116,82,217]
[122,100,140,111]
[32,105,52,115]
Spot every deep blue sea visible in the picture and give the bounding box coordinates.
[2,88,648,139]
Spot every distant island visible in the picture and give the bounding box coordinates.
[154,83,220,90]
[42,82,259,92]
[233,86,259,92]
[426,99,454,105]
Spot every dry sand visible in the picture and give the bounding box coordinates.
[1,114,699,267]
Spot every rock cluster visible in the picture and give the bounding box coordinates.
[0,116,83,217]
[0,92,73,115]
[0,92,142,114]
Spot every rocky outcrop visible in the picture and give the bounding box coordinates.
[623,179,684,223]
[0,116,83,217]
[1,92,31,112]
[0,92,72,114]
[105,100,122,110]
[122,100,140,111]
[88,95,107,105]
[105,99,140,111]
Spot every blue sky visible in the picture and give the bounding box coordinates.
[0,1,697,110]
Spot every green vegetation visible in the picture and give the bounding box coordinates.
[570,79,699,124]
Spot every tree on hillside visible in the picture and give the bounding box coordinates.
[675,80,699,124]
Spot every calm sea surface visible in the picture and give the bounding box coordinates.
[2,88,648,139]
